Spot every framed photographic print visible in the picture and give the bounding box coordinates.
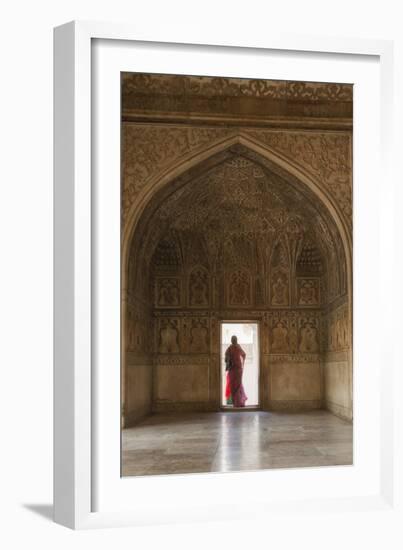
[119,71,353,478]
[54,21,398,529]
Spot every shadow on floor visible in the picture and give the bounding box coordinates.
[23,504,53,522]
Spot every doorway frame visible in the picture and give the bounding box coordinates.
[219,320,262,411]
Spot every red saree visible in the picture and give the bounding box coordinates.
[224,343,247,407]
[225,372,233,404]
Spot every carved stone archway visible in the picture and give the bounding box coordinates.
[122,135,352,424]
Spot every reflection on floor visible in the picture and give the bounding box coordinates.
[122,410,353,477]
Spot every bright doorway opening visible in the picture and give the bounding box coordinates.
[221,322,260,408]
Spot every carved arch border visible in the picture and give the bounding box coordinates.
[121,134,353,415]
[187,265,210,308]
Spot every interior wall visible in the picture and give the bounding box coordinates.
[121,73,353,426]
[322,297,352,420]
[124,262,154,425]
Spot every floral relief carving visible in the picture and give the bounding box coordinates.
[228,270,251,306]
[123,125,352,232]
[156,277,181,307]
[297,278,320,306]
[286,81,352,102]
[158,319,180,353]
[122,125,232,222]
[123,73,353,102]
[267,311,321,355]
[188,267,209,307]
[327,301,349,351]
[271,271,289,306]
[245,130,352,228]
[188,318,209,352]
[239,79,287,98]
[299,319,319,353]
[271,319,289,353]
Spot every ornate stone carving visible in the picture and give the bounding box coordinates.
[270,240,290,306]
[228,269,251,306]
[188,267,209,307]
[189,318,209,352]
[156,277,181,307]
[299,320,319,353]
[297,239,323,275]
[245,130,352,228]
[126,298,153,353]
[269,354,320,363]
[271,271,289,306]
[123,74,352,101]
[255,277,264,305]
[122,125,232,222]
[327,301,349,351]
[271,320,289,353]
[288,314,299,354]
[158,319,180,353]
[152,235,182,267]
[297,278,320,306]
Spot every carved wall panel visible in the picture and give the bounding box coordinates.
[122,73,352,111]
[126,299,154,354]
[288,314,299,354]
[139,150,346,309]
[122,125,232,222]
[297,278,320,306]
[267,311,321,356]
[299,318,319,353]
[326,300,350,352]
[322,297,352,420]
[227,269,252,307]
[270,270,290,306]
[270,240,291,306]
[188,318,210,353]
[158,318,180,353]
[188,267,209,307]
[270,319,289,353]
[155,277,181,308]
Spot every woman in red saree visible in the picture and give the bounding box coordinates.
[224,335,247,407]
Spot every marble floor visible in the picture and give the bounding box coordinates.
[122,410,353,477]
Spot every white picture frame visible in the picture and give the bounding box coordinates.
[54,20,399,530]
